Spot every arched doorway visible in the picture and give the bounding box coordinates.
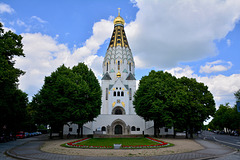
[110,119,129,135]
[115,125,122,134]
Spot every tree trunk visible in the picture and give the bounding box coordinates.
[190,128,193,139]
[173,128,176,138]
[81,125,83,138]
[154,121,157,137]
[77,124,80,138]
[154,121,160,137]
[50,128,52,139]
[59,125,63,139]
[185,128,188,139]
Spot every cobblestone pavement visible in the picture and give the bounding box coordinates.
[1,135,238,160]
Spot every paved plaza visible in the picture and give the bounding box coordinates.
[0,134,239,160]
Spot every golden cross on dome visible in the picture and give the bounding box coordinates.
[118,8,121,16]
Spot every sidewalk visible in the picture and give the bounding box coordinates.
[6,135,236,160]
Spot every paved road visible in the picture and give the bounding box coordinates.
[0,133,239,160]
[199,130,240,149]
[0,136,40,160]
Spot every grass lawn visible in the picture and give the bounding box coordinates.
[75,138,161,146]
[62,138,173,149]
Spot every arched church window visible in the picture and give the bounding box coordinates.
[113,91,116,96]
[129,62,131,71]
[117,91,120,96]
[121,91,124,96]
[118,61,120,70]
[131,126,136,131]
[129,88,132,100]
[102,126,106,131]
[106,62,108,72]
[115,109,122,115]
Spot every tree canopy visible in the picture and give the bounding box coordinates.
[208,90,240,131]
[133,70,215,138]
[30,63,101,138]
[0,23,28,133]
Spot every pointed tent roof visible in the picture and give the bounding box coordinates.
[126,73,136,80]
[108,9,130,49]
[102,72,112,80]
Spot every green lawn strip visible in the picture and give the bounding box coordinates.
[61,138,173,149]
[76,138,159,146]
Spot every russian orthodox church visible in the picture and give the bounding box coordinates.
[64,10,173,136]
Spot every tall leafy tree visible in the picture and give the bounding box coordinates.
[134,70,215,138]
[31,63,101,138]
[0,23,28,133]
[71,63,102,137]
[177,77,215,138]
[133,70,178,137]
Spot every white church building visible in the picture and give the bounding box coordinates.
[63,10,173,136]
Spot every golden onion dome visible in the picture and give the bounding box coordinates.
[117,71,121,77]
[114,8,125,25]
[114,16,125,25]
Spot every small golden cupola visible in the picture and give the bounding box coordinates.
[108,8,130,49]
[117,71,121,77]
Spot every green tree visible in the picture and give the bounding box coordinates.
[210,103,240,131]
[133,70,178,137]
[31,63,101,138]
[0,23,28,133]
[71,63,101,137]
[134,70,215,138]
[177,77,215,138]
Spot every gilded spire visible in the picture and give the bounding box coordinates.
[108,9,129,49]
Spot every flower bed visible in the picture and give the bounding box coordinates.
[121,137,168,149]
[66,138,113,149]
[64,137,169,149]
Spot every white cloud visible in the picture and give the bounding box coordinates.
[31,16,47,23]
[0,3,14,14]
[126,0,240,69]
[15,33,71,98]
[15,18,113,99]
[166,66,240,108]
[199,60,232,73]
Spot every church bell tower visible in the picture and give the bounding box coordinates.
[101,9,136,115]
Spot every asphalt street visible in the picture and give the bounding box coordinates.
[199,130,240,149]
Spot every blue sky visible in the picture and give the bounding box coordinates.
[1,0,240,114]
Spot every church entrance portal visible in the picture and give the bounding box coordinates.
[109,119,130,135]
[114,125,122,134]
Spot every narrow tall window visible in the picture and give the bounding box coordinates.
[129,63,131,71]
[118,61,120,70]
[117,91,120,96]
[113,91,116,96]
[106,62,108,72]
[121,91,124,96]
[129,88,132,100]
[106,88,108,100]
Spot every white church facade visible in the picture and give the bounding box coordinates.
[63,11,173,136]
